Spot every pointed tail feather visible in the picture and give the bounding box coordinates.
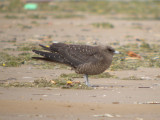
[32,50,51,58]
[39,43,66,52]
[32,50,67,64]
[32,57,53,62]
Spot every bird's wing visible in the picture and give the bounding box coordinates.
[57,44,100,67]
[33,43,104,68]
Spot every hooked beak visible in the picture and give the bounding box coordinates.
[114,51,121,54]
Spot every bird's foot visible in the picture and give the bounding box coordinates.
[85,82,91,87]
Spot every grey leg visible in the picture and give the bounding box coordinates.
[84,74,90,86]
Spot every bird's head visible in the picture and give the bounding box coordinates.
[102,45,120,55]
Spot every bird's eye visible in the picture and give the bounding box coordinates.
[108,48,114,52]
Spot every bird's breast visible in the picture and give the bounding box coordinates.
[75,62,110,75]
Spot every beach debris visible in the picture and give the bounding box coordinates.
[42,94,48,97]
[112,102,120,104]
[24,3,38,10]
[50,80,56,84]
[152,56,159,60]
[140,76,151,80]
[136,118,144,120]
[127,51,141,59]
[143,101,160,104]
[93,113,121,118]
[67,80,73,85]
[136,101,160,104]
[73,81,81,84]
[138,86,150,88]
[103,94,106,97]
[2,63,5,67]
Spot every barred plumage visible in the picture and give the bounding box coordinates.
[32,43,119,86]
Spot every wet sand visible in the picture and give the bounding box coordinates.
[0,99,160,120]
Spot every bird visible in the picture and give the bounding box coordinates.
[32,43,119,86]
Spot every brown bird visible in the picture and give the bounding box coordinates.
[32,43,119,86]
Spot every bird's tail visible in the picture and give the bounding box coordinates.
[32,57,53,62]
[39,43,66,52]
[32,50,67,64]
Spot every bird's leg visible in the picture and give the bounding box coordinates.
[84,74,90,86]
